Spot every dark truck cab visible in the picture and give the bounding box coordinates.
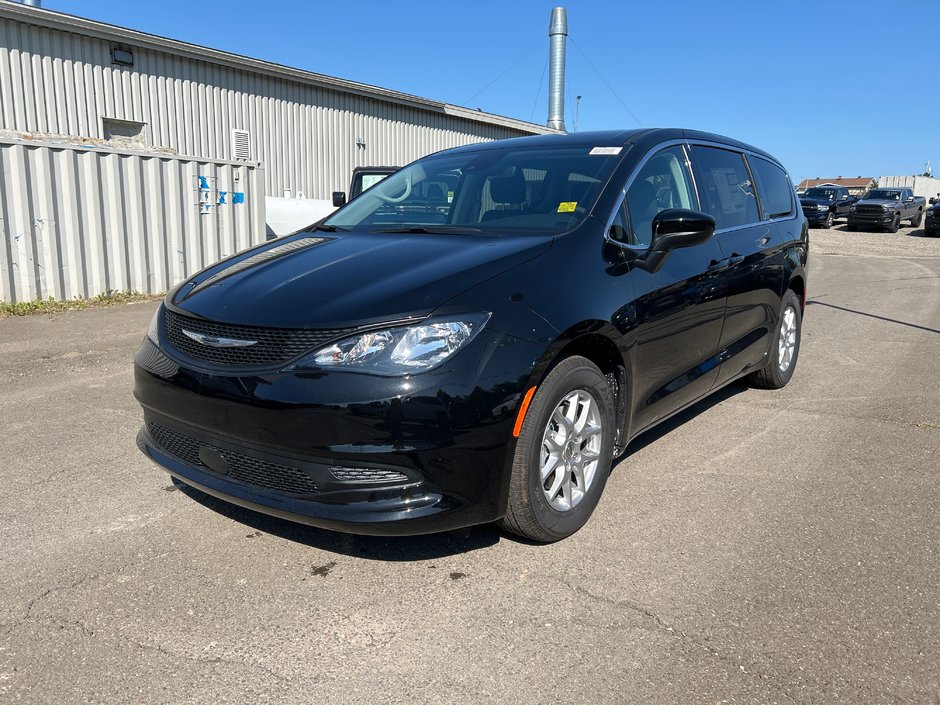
[924,198,940,236]
[332,166,399,207]
[799,185,855,228]
[847,187,925,232]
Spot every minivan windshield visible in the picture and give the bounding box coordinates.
[324,146,625,235]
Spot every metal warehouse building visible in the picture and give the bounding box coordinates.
[0,1,553,303]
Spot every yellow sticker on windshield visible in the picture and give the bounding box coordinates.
[557,201,577,213]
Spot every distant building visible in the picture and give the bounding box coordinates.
[0,2,554,200]
[796,177,876,197]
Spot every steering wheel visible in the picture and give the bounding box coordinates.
[374,173,412,203]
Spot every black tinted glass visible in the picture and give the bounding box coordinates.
[750,156,794,219]
[690,146,760,229]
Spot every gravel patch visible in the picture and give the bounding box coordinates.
[809,221,940,258]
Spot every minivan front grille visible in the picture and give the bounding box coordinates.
[164,309,354,368]
[148,423,321,496]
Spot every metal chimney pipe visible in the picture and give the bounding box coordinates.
[547,7,567,131]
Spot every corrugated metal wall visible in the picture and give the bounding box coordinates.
[0,14,539,200]
[878,175,940,201]
[0,137,265,303]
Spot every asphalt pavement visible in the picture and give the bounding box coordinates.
[1,224,938,704]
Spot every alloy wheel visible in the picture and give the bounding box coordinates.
[778,305,798,373]
[539,390,603,511]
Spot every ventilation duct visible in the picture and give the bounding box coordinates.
[547,7,568,132]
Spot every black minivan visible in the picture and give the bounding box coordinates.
[135,129,808,542]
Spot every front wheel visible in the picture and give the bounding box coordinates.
[824,211,834,229]
[888,214,900,233]
[499,356,615,542]
[747,290,802,390]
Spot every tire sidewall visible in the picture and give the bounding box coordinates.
[521,362,615,540]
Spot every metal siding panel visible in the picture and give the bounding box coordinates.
[0,139,264,303]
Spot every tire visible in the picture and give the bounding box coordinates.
[846,222,857,231]
[911,211,922,228]
[824,211,833,229]
[747,290,802,390]
[499,356,615,542]
[888,214,900,233]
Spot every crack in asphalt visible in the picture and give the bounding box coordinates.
[558,580,802,705]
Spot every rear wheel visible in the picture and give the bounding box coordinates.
[911,211,922,227]
[499,356,615,542]
[748,290,802,390]
[888,214,900,233]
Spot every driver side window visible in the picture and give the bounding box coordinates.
[625,145,697,246]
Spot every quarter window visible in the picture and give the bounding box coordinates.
[625,145,697,246]
[749,156,794,219]
[690,146,760,230]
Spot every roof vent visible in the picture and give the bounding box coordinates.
[232,129,250,161]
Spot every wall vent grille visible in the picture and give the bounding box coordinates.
[232,129,251,161]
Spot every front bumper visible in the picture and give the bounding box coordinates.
[802,209,832,225]
[134,329,546,535]
[848,211,895,228]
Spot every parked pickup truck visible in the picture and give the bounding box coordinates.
[799,185,856,228]
[847,187,925,232]
[923,200,940,236]
[332,166,400,207]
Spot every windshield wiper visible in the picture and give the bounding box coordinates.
[310,224,349,233]
[373,225,483,234]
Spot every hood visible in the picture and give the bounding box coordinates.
[168,229,552,328]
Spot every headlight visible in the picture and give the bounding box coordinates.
[850,205,857,212]
[818,204,829,211]
[288,313,491,375]
[147,305,161,344]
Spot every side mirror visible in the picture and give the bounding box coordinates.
[907,196,915,202]
[640,209,716,273]
[332,191,347,208]
[930,198,935,205]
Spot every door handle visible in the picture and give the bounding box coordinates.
[708,254,744,272]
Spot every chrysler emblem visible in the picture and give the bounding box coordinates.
[181,329,258,348]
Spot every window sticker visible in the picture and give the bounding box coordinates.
[557,201,578,213]
[589,147,622,155]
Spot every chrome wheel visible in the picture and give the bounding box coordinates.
[539,390,603,511]
[778,305,798,373]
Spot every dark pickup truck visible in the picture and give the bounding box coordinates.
[923,199,940,236]
[847,187,925,232]
[799,185,856,228]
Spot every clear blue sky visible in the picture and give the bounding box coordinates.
[43,0,940,183]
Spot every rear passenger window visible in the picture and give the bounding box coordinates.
[690,146,759,230]
[749,156,794,219]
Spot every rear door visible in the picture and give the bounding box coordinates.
[688,145,789,387]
